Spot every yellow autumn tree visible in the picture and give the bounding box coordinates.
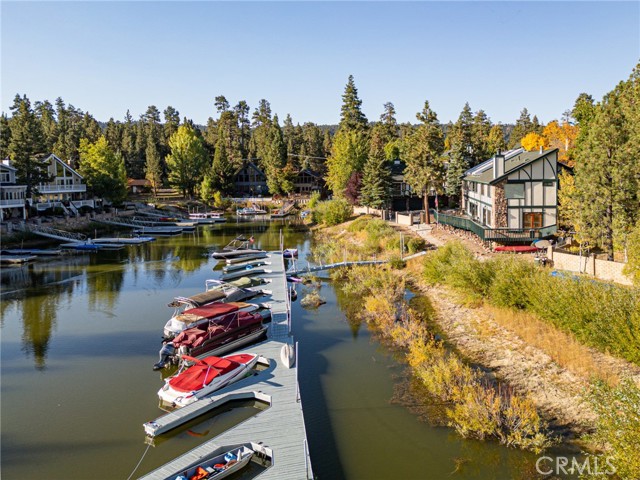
[521,132,546,151]
[542,120,578,166]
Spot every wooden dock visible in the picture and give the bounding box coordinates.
[139,252,313,480]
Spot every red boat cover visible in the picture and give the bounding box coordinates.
[183,303,240,318]
[494,245,538,253]
[172,311,263,349]
[168,356,239,392]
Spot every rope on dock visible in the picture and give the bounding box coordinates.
[126,443,151,480]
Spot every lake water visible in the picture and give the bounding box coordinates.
[1,217,548,479]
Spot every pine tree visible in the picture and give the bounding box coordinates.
[211,137,233,194]
[402,100,445,222]
[444,103,473,200]
[163,106,180,146]
[339,75,368,132]
[0,113,12,159]
[234,100,251,159]
[471,109,492,164]
[509,108,534,148]
[360,126,391,209]
[262,115,291,195]
[34,100,58,152]
[487,124,507,155]
[8,94,50,198]
[145,140,162,196]
[379,102,399,143]
[573,68,639,260]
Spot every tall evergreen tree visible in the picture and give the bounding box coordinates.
[471,109,492,164]
[211,137,234,194]
[163,106,180,146]
[508,108,535,148]
[487,124,507,155]
[121,110,137,176]
[301,122,326,173]
[360,126,391,209]
[573,67,639,259]
[445,103,474,201]
[234,100,251,158]
[8,94,50,198]
[145,140,162,196]
[0,113,12,159]
[262,115,292,195]
[378,102,399,143]
[402,100,445,222]
[339,75,368,132]
[34,100,58,152]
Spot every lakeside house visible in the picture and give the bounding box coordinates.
[233,160,268,197]
[34,154,92,214]
[293,169,324,195]
[436,147,559,243]
[0,159,27,220]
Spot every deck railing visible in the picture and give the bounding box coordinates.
[431,209,556,243]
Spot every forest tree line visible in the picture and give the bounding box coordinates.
[1,64,638,260]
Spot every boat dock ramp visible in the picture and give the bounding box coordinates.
[139,251,313,480]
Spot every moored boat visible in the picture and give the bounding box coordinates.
[155,310,269,370]
[189,211,227,224]
[220,268,271,282]
[283,248,298,258]
[138,443,263,480]
[157,352,259,408]
[211,235,265,259]
[162,301,260,340]
[236,207,267,216]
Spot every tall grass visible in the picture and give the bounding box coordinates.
[339,264,554,453]
[422,242,640,366]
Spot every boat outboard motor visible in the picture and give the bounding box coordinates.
[153,342,176,370]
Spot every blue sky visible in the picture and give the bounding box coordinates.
[2,2,639,126]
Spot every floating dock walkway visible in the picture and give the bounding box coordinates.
[139,251,313,480]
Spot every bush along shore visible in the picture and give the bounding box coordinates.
[312,215,640,474]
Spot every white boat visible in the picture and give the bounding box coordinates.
[236,207,267,216]
[280,342,296,368]
[158,352,259,408]
[189,211,227,224]
[211,235,265,259]
[163,301,260,340]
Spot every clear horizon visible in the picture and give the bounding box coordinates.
[2,1,639,126]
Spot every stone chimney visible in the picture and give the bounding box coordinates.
[493,149,505,179]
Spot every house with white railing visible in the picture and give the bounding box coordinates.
[33,154,94,214]
[0,159,27,220]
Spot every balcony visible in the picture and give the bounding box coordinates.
[37,184,87,194]
[0,198,26,208]
[431,210,556,244]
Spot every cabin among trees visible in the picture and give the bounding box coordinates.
[293,169,324,195]
[36,154,88,204]
[233,161,268,196]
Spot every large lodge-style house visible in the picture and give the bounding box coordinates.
[436,147,559,243]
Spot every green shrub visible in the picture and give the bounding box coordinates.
[586,379,640,479]
[346,215,372,232]
[489,257,538,309]
[406,237,427,254]
[388,255,406,270]
[308,191,321,210]
[313,199,352,226]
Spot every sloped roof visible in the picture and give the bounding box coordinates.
[45,153,84,180]
[463,149,558,184]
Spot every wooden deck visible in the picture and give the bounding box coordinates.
[138,252,312,480]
